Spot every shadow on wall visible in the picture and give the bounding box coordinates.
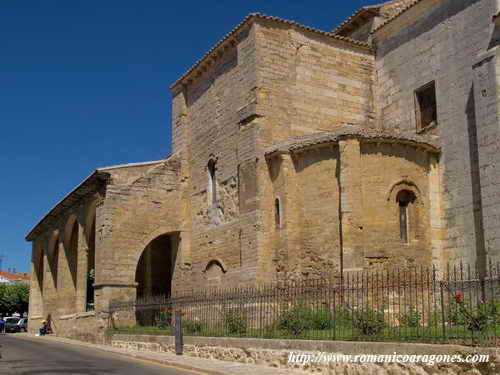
[377,0,484,58]
[466,86,487,275]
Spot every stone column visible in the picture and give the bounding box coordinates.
[338,138,364,272]
[429,154,446,271]
[42,246,55,318]
[76,223,88,313]
[176,86,193,290]
[472,48,500,267]
[28,243,44,320]
[280,153,301,277]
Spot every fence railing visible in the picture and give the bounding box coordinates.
[108,262,500,346]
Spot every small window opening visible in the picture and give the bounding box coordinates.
[396,190,416,243]
[208,159,217,205]
[275,198,281,229]
[415,81,437,132]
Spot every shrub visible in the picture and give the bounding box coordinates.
[277,305,312,336]
[427,311,443,327]
[400,309,421,328]
[183,318,205,335]
[333,306,354,328]
[352,307,386,336]
[310,306,334,330]
[223,310,247,335]
[448,298,467,326]
[448,295,500,332]
[156,311,172,329]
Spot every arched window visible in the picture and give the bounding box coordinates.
[208,159,217,206]
[396,190,416,243]
[275,198,282,229]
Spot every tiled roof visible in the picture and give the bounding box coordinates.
[0,271,30,281]
[371,0,425,34]
[265,125,440,156]
[25,159,170,242]
[170,13,373,90]
[331,3,385,35]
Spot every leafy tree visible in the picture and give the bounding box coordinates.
[0,283,30,316]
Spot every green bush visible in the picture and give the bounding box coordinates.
[277,305,312,336]
[310,306,334,330]
[427,311,443,327]
[400,309,422,328]
[223,310,247,335]
[448,299,467,326]
[183,318,205,335]
[156,311,172,329]
[352,307,386,336]
[333,306,354,328]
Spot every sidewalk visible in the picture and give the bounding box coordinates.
[15,333,307,375]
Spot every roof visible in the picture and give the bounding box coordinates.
[170,13,373,91]
[25,170,110,242]
[265,125,440,156]
[0,271,30,281]
[25,159,167,242]
[331,3,385,35]
[371,0,424,34]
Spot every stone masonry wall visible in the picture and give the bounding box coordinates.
[360,142,432,267]
[373,0,496,265]
[96,158,183,308]
[174,23,262,289]
[110,334,500,375]
[254,19,375,147]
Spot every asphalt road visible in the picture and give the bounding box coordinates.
[0,334,200,375]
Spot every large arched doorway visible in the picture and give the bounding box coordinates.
[135,233,179,327]
[135,233,179,299]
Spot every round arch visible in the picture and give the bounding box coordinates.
[203,259,227,274]
[386,180,423,206]
[134,232,180,300]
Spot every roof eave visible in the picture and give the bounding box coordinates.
[170,13,373,92]
[25,170,110,242]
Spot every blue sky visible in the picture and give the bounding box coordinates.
[0,0,379,272]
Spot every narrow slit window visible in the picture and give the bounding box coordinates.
[415,81,437,132]
[397,190,416,243]
[275,198,281,229]
[208,159,217,205]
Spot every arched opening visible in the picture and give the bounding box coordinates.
[86,218,95,311]
[396,190,417,243]
[204,259,226,288]
[135,233,178,298]
[134,233,179,327]
[207,159,217,206]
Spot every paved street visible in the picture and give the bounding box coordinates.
[0,334,202,375]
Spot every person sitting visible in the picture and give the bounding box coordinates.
[39,320,48,336]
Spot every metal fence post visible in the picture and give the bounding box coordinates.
[175,310,183,355]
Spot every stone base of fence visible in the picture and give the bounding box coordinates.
[109,334,500,374]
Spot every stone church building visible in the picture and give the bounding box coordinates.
[26,0,500,339]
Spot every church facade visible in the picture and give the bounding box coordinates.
[26,0,500,341]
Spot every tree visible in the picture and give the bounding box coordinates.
[0,283,30,316]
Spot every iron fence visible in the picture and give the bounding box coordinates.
[108,262,500,346]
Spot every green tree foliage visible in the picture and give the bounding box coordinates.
[0,283,30,316]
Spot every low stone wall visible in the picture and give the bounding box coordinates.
[110,334,500,374]
[29,312,107,343]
